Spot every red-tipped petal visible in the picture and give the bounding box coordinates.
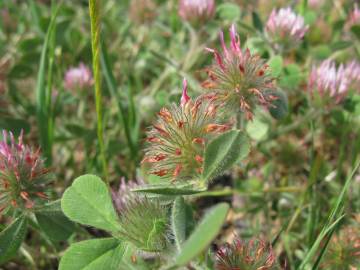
[180,78,190,107]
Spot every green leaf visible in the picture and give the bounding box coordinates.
[310,45,332,60]
[268,89,288,120]
[61,174,120,232]
[59,238,125,270]
[268,55,283,77]
[330,41,352,51]
[279,64,302,89]
[202,130,250,181]
[173,203,229,267]
[35,200,75,242]
[350,25,360,40]
[217,3,241,21]
[171,197,187,251]
[0,215,28,264]
[246,118,269,141]
[131,184,206,195]
[252,11,263,32]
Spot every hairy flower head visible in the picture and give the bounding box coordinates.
[0,131,50,214]
[143,79,230,182]
[216,238,279,270]
[203,25,277,120]
[179,0,215,25]
[308,60,349,104]
[111,178,144,214]
[266,7,308,50]
[116,195,169,252]
[322,225,360,270]
[64,63,93,91]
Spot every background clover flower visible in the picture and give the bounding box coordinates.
[178,0,215,25]
[116,195,169,252]
[308,60,349,104]
[0,131,50,214]
[344,60,360,92]
[143,79,230,182]
[347,3,360,29]
[265,7,308,50]
[203,25,277,120]
[64,63,93,91]
[216,238,279,270]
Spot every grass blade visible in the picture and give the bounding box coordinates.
[35,2,60,165]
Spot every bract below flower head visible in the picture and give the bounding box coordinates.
[116,195,169,252]
[265,7,308,50]
[143,79,231,182]
[308,60,349,105]
[203,25,277,120]
[216,238,279,270]
[64,63,93,91]
[178,0,215,25]
[0,130,50,214]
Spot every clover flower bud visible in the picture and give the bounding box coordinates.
[179,0,215,25]
[347,4,360,29]
[216,238,279,270]
[116,195,169,252]
[143,79,231,182]
[265,7,308,50]
[203,25,277,120]
[64,63,93,91]
[308,60,349,104]
[111,178,144,214]
[0,130,50,214]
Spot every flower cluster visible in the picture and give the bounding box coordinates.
[64,63,93,91]
[308,60,360,104]
[216,238,279,270]
[265,7,308,50]
[179,0,215,25]
[203,25,277,120]
[143,79,230,182]
[0,131,50,214]
[116,195,169,252]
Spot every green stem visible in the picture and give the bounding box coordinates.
[194,186,303,198]
[89,0,109,184]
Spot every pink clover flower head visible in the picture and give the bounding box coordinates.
[308,60,349,104]
[178,0,215,25]
[266,7,309,50]
[0,130,50,214]
[64,63,93,91]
